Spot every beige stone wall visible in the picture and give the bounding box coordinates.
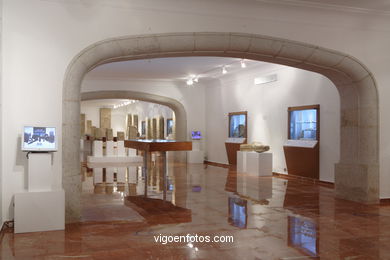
[86,120,92,136]
[99,108,111,129]
[146,118,152,139]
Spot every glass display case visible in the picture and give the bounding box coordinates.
[289,106,319,140]
[229,112,247,138]
[284,105,320,179]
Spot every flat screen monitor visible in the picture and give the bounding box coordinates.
[22,126,57,152]
[191,131,202,140]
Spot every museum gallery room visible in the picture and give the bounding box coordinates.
[1,0,390,259]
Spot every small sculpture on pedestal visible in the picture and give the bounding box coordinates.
[240,142,270,153]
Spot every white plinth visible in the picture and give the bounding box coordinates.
[237,174,272,200]
[187,150,204,163]
[87,155,143,165]
[237,151,247,173]
[28,153,52,191]
[117,167,126,183]
[106,167,114,183]
[14,190,65,233]
[128,148,137,156]
[246,152,272,176]
[117,141,126,156]
[192,140,201,151]
[106,141,115,156]
[93,168,103,184]
[93,141,103,157]
[128,166,137,183]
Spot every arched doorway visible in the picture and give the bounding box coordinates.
[81,90,186,139]
[63,32,379,222]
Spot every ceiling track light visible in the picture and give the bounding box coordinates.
[186,78,194,86]
[222,66,227,74]
[113,99,137,109]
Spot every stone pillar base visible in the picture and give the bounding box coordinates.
[335,162,379,204]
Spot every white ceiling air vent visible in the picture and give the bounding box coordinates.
[254,74,277,85]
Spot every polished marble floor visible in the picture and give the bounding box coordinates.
[2,156,390,259]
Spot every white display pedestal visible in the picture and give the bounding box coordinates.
[28,153,52,191]
[117,167,126,183]
[106,141,115,156]
[237,151,247,173]
[14,190,65,233]
[88,140,142,165]
[237,174,272,200]
[187,140,204,163]
[93,168,103,184]
[15,152,65,233]
[237,151,273,176]
[92,140,103,157]
[117,141,126,156]
[106,168,114,183]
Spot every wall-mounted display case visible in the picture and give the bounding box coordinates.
[226,111,247,165]
[229,111,247,138]
[284,105,320,179]
[288,105,319,141]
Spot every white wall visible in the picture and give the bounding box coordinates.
[2,0,390,223]
[0,0,3,225]
[80,100,174,137]
[205,64,340,183]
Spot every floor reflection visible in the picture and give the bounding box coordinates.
[3,159,388,259]
[288,216,318,257]
[228,195,247,229]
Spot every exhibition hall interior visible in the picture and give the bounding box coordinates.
[1,0,390,259]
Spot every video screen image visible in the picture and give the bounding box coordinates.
[23,126,56,151]
[191,131,202,140]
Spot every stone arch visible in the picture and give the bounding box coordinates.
[63,32,379,222]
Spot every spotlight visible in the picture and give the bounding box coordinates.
[186,78,194,85]
[241,60,246,68]
[194,77,199,83]
[222,66,227,74]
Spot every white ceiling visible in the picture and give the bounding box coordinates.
[255,0,390,14]
[81,99,131,107]
[85,57,265,81]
